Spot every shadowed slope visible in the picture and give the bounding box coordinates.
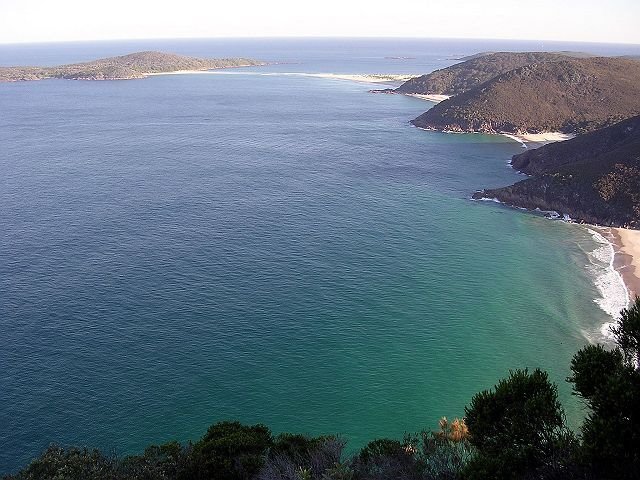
[474,115,640,228]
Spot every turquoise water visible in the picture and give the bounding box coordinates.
[0,39,636,474]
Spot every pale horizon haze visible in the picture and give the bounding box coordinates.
[1,0,639,45]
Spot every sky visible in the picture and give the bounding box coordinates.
[1,0,639,45]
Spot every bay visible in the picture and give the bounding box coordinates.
[1,38,636,474]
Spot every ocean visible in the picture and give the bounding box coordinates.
[0,38,637,474]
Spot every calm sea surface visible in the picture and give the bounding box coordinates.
[1,38,638,473]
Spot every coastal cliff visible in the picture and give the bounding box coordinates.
[410,57,640,135]
[0,51,265,82]
[473,115,640,228]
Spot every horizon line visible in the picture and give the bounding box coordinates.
[1,35,640,48]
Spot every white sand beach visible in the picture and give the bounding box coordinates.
[612,227,640,299]
[405,93,451,103]
[145,70,211,76]
[501,131,575,145]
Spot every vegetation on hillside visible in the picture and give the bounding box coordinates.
[411,57,640,135]
[396,52,581,96]
[4,299,640,480]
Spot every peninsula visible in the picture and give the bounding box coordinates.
[0,51,265,82]
[409,56,640,135]
[473,115,640,228]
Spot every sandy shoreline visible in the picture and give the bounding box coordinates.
[405,93,451,103]
[311,73,416,85]
[501,131,575,146]
[611,227,640,300]
[145,63,268,77]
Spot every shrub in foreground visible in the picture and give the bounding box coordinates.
[118,441,191,479]
[463,369,571,480]
[188,421,273,480]
[569,297,640,479]
[7,445,117,480]
[351,438,417,480]
[258,434,347,480]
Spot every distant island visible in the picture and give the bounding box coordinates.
[473,115,640,229]
[0,51,265,82]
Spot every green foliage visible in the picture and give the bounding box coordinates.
[258,436,346,480]
[352,438,416,480]
[569,344,626,404]
[419,432,473,480]
[351,425,473,480]
[118,441,191,479]
[464,369,567,480]
[190,421,273,480]
[357,438,406,463]
[568,297,640,479]
[320,462,353,480]
[270,434,329,461]
[611,296,640,366]
[8,445,116,480]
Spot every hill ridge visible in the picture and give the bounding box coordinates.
[395,51,592,96]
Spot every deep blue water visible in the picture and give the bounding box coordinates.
[1,38,639,474]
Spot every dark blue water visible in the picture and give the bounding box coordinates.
[1,38,638,474]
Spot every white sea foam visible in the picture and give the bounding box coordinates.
[584,228,630,339]
[471,197,629,340]
[535,209,560,219]
[474,196,502,203]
